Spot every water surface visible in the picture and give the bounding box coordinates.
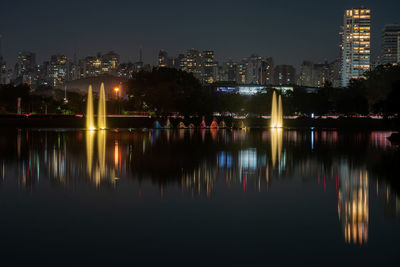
[0,129,399,266]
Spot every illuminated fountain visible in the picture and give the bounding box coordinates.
[98,83,107,130]
[270,91,283,128]
[86,85,95,130]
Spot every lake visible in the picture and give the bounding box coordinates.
[0,128,399,266]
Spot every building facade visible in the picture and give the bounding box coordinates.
[14,51,36,85]
[341,7,371,87]
[273,65,296,85]
[381,24,400,65]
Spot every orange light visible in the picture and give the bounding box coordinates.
[114,87,119,92]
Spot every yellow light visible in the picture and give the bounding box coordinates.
[114,87,119,92]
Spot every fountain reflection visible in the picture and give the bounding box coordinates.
[86,130,95,176]
[1,128,399,246]
[98,130,107,182]
[270,128,283,168]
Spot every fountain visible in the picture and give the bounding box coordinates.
[210,118,219,129]
[98,83,106,130]
[270,91,283,128]
[86,85,95,130]
[86,83,107,130]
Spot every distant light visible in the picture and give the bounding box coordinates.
[311,113,315,119]
[114,87,119,92]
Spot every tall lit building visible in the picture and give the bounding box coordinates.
[0,34,7,84]
[14,51,36,85]
[381,24,400,65]
[79,51,120,78]
[341,7,371,87]
[202,50,217,84]
[273,65,296,85]
[48,55,69,87]
[298,60,330,88]
[183,49,202,80]
[158,50,168,67]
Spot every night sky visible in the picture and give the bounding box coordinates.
[1,0,399,68]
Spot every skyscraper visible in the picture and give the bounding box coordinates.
[341,7,371,87]
[48,55,69,87]
[381,24,400,65]
[183,49,202,80]
[158,50,168,67]
[202,50,217,84]
[14,51,36,85]
[0,34,7,84]
[273,65,296,85]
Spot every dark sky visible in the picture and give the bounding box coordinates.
[1,0,399,68]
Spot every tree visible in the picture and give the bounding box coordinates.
[126,68,213,116]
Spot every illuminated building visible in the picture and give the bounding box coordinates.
[341,7,371,87]
[101,51,120,74]
[79,51,120,78]
[381,24,400,65]
[202,50,217,84]
[218,56,273,85]
[48,55,69,87]
[273,65,296,85]
[262,57,274,85]
[220,60,238,82]
[158,50,168,67]
[0,34,6,84]
[298,60,330,88]
[14,51,36,85]
[183,49,203,80]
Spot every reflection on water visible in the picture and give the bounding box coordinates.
[270,128,283,168]
[339,168,369,244]
[0,129,399,248]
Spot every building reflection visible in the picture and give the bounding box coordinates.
[338,168,369,245]
[1,128,399,246]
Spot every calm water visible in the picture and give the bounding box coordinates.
[0,128,399,266]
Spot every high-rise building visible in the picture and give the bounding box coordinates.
[202,50,217,84]
[298,60,330,88]
[273,65,296,85]
[220,60,237,82]
[183,49,202,80]
[341,7,371,87]
[48,55,70,87]
[101,51,119,75]
[398,33,400,64]
[262,57,274,85]
[381,24,400,65]
[0,34,7,84]
[14,51,36,85]
[158,50,168,67]
[79,51,120,78]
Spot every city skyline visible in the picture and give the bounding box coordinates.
[1,1,400,68]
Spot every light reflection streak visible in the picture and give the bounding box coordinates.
[86,130,95,176]
[338,169,369,244]
[3,129,399,246]
[270,128,282,167]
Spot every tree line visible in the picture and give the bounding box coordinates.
[1,65,399,117]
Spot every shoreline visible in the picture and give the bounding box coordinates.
[0,115,399,130]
